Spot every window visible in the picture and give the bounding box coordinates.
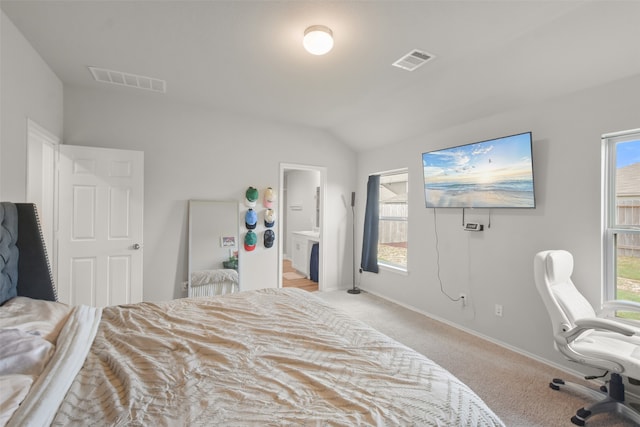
[603,129,640,320]
[378,170,408,270]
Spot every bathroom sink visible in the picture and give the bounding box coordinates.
[294,230,320,239]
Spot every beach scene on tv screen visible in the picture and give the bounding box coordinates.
[423,133,535,208]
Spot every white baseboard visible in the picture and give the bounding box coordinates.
[362,289,592,382]
[325,286,640,402]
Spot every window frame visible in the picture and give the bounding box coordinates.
[377,168,409,273]
[602,129,640,302]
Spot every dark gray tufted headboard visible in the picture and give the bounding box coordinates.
[0,202,19,303]
[0,202,57,305]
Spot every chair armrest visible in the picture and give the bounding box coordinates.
[575,317,636,335]
[558,317,636,344]
[602,299,640,314]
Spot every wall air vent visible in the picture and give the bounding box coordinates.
[88,66,166,93]
[392,49,435,71]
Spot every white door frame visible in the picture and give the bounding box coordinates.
[26,118,60,284]
[278,163,326,290]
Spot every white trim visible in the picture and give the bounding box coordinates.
[369,167,407,177]
[26,118,59,141]
[362,288,589,380]
[601,130,640,302]
[362,288,640,402]
[378,262,409,276]
[377,168,409,272]
[26,118,60,200]
[602,134,616,303]
[279,163,327,291]
[26,118,60,286]
[602,128,640,140]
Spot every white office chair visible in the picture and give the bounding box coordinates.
[534,250,640,426]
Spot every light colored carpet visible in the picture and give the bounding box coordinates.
[283,272,305,280]
[316,290,636,427]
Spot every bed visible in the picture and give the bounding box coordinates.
[189,268,239,297]
[0,202,504,426]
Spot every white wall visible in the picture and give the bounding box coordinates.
[356,73,640,373]
[63,86,356,300]
[0,11,63,201]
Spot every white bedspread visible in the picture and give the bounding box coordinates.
[15,288,503,426]
[6,305,102,427]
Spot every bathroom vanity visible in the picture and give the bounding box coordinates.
[291,231,320,280]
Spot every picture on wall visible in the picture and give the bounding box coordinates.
[221,236,236,247]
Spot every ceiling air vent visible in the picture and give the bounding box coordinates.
[88,66,166,93]
[392,49,435,71]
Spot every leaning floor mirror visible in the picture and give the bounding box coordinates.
[188,200,239,297]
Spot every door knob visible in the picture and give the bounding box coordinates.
[133,243,141,250]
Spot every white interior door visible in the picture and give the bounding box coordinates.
[57,145,144,307]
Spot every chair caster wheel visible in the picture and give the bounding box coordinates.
[571,408,590,426]
[550,378,564,390]
[571,415,586,426]
[576,408,591,418]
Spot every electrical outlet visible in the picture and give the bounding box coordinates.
[459,293,467,307]
[495,304,503,317]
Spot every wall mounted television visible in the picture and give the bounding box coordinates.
[422,132,535,208]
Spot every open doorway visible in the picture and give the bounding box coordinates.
[279,163,326,291]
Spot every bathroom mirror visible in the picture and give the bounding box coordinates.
[188,200,239,297]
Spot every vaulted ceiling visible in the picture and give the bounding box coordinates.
[3,1,639,151]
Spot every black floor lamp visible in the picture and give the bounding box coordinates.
[348,191,360,294]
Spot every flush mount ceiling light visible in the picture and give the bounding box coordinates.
[303,25,334,55]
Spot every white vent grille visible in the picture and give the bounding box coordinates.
[88,66,166,93]
[392,49,435,71]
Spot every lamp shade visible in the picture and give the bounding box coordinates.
[303,25,334,55]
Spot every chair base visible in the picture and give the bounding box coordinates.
[550,373,640,426]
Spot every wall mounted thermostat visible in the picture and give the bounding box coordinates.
[464,222,484,232]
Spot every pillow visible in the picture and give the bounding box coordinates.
[0,328,55,376]
[0,297,71,343]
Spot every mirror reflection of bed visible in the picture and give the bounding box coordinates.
[188,200,239,297]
